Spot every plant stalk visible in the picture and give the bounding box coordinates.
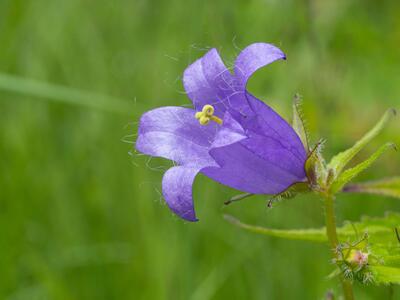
[323,193,355,300]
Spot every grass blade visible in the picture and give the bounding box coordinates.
[0,72,134,114]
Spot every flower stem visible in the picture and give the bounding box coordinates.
[323,193,355,300]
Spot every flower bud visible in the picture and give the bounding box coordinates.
[348,250,369,266]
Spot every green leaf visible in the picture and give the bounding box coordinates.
[343,177,400,199]
[224,214,326,242]
[327,109,396,177]
[370,266,400,284]
[292,94,309,151]
[226,212,400,285]
[225,213,397,243]
[330,143,397,194]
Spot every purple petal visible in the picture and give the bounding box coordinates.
[211,112,247,148]
[183,48,236,117]
[162,166,200,221]
[243,93,306,162]
[136,106,218,167]
[202,95,307,195]
[204,141,305,195]
[234,43,286,89]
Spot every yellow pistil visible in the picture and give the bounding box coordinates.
[195,104,223,125]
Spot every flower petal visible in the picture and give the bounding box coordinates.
[183,48,235,117]
[243,92,307,162]
[136,106,218,167]
[234,43,286,89]
[211,112,247,148]
[203,95,307,195]
[162,166,200,221]
[204,140,305,194]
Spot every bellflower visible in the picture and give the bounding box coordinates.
[136,43,307,221]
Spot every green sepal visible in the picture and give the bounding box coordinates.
[330,143,397,194]
[327,109,396,177]
[305,141,327,189]
[276,182,310,199]
[343,177,400,199]
[224,183,311,207]
[292,94,309,152]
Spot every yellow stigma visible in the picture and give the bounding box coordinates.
[195,104,223,126]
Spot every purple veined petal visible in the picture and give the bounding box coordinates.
[242,92,307,162]
[240,132,306,179]
[183,48,236,117]
[234,43,286,90]
[211,112,247,148]
[136,106,218,167]
[138,106,216,146]
[162,166,201,221]
[203,138,306,195]
[201,49,241,110]
[203,95,307,195]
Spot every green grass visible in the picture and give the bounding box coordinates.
[0,0,399,299]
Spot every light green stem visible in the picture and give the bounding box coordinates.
[323,194,355,300]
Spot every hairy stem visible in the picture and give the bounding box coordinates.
[323,193,355,300]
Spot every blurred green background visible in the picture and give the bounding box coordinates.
[0,0,399,299]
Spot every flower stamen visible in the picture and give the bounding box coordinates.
[195,104,223,125]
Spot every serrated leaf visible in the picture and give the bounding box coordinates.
[343,177,400,199]
[226,212,400,285]
[370,266,400,284]
[224,214,327,242]
[292,94,309,151]
[330,143,396,194]
[327,109,396,177]
[225,213,397,243]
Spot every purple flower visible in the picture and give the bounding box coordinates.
[136,43,307,221]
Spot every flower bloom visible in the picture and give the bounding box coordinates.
[136,43,307,221]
